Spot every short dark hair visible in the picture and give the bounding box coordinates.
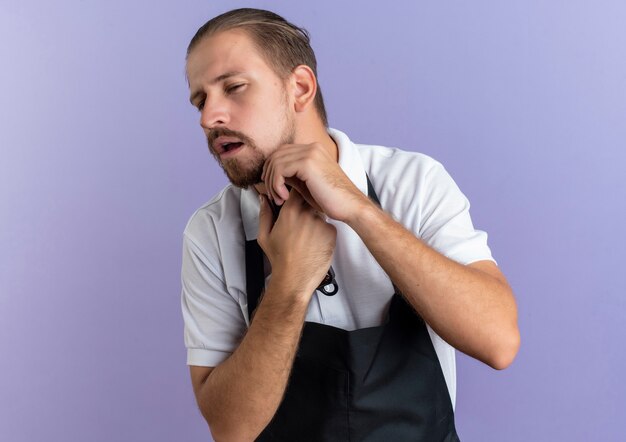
[187,8,328,126]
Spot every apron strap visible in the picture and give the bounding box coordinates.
[366,173,381,207]
[245,239,265,322]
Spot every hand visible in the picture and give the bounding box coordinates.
[257,189,337,297]
[261,142,371,223]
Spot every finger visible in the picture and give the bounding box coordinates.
[257,194,273,246]
[268,173,283,206]
[263,158,277,204]
[267,159,304,206]
[273,174,290,203]
[264,150,310,205]
[261,158,269,183]
[261,157,276,199]
[267,161,284,206]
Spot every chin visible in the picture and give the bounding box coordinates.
[224,164,264,189]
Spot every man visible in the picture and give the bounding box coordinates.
[181,8,519,441]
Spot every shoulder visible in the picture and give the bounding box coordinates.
[355,142,444,188]
[183,185,244,253]
[354,141,452,210]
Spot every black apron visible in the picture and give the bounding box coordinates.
[244,176,460,442]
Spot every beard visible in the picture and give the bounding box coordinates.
[221,155,265,188]
[207,115,296,189]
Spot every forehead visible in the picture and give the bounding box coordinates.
[186,29,272,86]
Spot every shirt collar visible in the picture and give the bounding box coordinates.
[240,128,367,241]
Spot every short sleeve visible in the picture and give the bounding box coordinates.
[181,233,246,367]
[418,162,496,265]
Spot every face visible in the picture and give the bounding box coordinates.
[186,29,295,188]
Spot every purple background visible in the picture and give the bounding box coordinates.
[1,0,624,440]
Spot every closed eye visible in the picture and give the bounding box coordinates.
[193,83,245,111]
[226,83,245,94]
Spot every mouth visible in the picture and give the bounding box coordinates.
[222,141,243,153]
[220,142,244,159]
[213,136,245,158]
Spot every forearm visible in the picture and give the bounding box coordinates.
[197,276,311,441]
[348,200,519,369]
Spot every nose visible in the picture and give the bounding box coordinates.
[199,96,230,130]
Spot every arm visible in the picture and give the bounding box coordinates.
[346,198,519,369]
[190,191,336,441]
[262,142,520,370]
[190,277,310,441]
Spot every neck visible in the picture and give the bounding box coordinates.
[294,123,338,162]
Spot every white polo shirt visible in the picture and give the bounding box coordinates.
[180,128,496,407]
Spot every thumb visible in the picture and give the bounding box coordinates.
[257,194,273,245]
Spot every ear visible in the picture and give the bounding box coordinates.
[290,65,318,114]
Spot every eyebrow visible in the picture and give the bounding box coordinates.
[189,71,244,105]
